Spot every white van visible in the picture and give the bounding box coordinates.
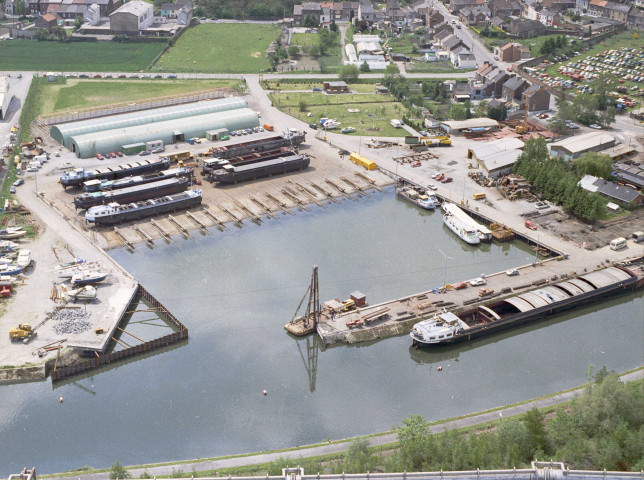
[609,237,627,251]
[27,161,41,172]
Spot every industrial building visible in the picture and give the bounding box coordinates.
[109,0,154,34]
[51,97,247,148]
[578,174,644,206]
[549,131,616,161]
[69,108,259,158]
[51,97,253,157]
[468,137,524,177]
[440,118,499,135]
[0,75,14,121]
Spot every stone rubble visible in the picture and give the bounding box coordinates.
[52,308,92,335]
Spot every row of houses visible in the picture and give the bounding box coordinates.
[293,0,420,28]
[432,24,477,68]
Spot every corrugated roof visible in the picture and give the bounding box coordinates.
[503,296,535,312]
[550,131,615,154]
[555,282,585,296]
[518,291,550,308]
[567,278,595,293]
[111,0,151,16]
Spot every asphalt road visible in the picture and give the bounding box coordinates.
[44,369,643,480]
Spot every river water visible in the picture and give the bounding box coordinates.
[1,189,642,476]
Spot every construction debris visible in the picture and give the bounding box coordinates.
[52,308,92,335]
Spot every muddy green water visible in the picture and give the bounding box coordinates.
[1,189,642,475]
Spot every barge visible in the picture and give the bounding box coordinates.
[86,189,203,225]
[410,265,643,347]
[208,132,305,160]
[211,154,310,184]
[202,149,296,176]
[443,205,480,245]
[83,167,193,192]
[61,158,172,189]
[396,185,440,210]
[74,178,189,210]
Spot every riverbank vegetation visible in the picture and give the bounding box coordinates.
[513,137,609,222]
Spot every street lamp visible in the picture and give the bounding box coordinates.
[438,248,453,288]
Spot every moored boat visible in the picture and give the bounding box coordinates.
[443,209,480,245]
[442,203,491,242]
[16,249,32,269]
[85,189,203,225]
[212,154,309,184]
[411,265,643,347]
[396,185,440,210]
[74,177,189,210]
[83,167,193,193]
[56,262,101,279]
[0,264,23,276]
[60,158,172,189]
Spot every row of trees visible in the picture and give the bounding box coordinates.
[189,0,298,19]
[513,137,609,222]
[262,369,643,474]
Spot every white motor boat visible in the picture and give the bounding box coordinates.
[70,270,108,286]
[64,285,97,302]
[56,262,100,279]
[16,249,32,269]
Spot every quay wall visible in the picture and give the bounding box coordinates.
[50,284,188,382]
[0,365,46,384]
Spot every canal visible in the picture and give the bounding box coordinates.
[1,188,642,476]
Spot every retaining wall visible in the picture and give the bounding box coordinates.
[51,284,188,381]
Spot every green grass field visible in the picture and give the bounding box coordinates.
[37,79,242,114]
[406,62,472,73]
[153,24,280,73]
[269,91,409,137]
[290,33,319,47]
[0,40,164,71]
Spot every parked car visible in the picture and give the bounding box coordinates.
[589,123,602,129]
[411,161,421,167]
[138,150,151,156]
[452,281,467,290]
[168,74,177,79]
[567,122,580,129]
[118,74,127,78]
[154,74,163,79]
[470,277,487,286]
[441,177,453,183]
[312,87,323,92]
[96,153,105,160]
[108,152,117,158]
[152,148,164,154]
[116,151,123,157]
[9,186,16,194]
[505,268,519,276]
[525,220,537,230]
[427,183,437,190]
[535,201,550,210]
[538,113,549,119]
[13,179,24,187]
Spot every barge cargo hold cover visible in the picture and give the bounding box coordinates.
[61,158,172,188]
[74,177,189,210]
[410,265,643,347]
[208,132,306,159]
[211,154,310,184]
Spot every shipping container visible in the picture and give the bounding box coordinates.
[121,142,147,155]
[349,152,376,170]
[405,136,420,145]
[146,140,164,151]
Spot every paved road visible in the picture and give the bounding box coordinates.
[44,369,643,480]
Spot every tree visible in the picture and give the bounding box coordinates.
[14,0,26,15]
[449,103,468,120]
[288,45,299,57]
[523,407,548,455]
[74,16,83,30]
[309,44,320,57]
[276,47,288,60]
[109,461,131,480]
[384,63,400,75]
[573,152,612,179]
[298,100,308,112]
[330,20,338,32]
[487,104,507,121]
[548,116,568,134]
[396,415,432,470]
[304,14,318,28]
[359,60,370,72]
[338,64,360,83]
[52,25,66,40]
[34,28,49,40]
[343,438,377,473]
[475,100,488,118]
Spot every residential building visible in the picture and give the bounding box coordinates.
[489,71,511,97]
[433,22,454,36]
[441,33,467,51]
[323,81,350,93]
[605,1,631,22]
[475,61,495,82]
[627,6,644,27]
[84,2,100,25]
[161,0,188,18]
[549,131,616,160]
[176,3,192,25]
[29,0,119,17]
[450,0,484,14]
[521,84,551,111]
[459,5,491,25]
[502,76,528,102]
[499,42,531,62]
[489,0,522,17]
[451,82,474,100]
[426,8,444,26]
[35,12,59,29]
[536,8,560,25]
[578,175,644,206]
[110,0,153,33]
[358,0,377,23]
[576,0,590,11]
[4,0,16,15]
[457,51,477,68]
[508,17,546,37]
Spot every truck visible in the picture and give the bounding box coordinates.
[9,323,36,340]
[263,124,274,131]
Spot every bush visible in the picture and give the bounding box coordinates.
[109,461,131,480]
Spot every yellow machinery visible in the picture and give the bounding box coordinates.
[9,323,35,340]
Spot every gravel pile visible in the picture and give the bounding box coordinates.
[53,308,92,335]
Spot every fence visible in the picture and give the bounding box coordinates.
[37,89,230,127]
[50,284,188,381]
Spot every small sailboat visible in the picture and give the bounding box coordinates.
[16,249,32,269]
[70,270,108,286]
[56,262,100,279]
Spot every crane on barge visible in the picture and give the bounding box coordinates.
[284,265,320,336]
